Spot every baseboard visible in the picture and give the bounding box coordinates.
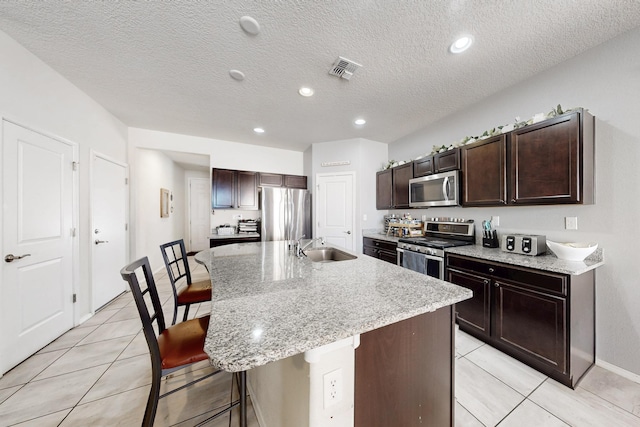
[596,358,640,384]
[247,377,267,427]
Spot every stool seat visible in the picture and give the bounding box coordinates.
[158,315,210,370]
[176,279,212,305]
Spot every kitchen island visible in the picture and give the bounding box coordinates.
[195,240,471,427]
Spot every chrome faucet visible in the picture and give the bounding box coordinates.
[296,236,325,258]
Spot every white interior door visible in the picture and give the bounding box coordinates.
[91,153,128,310]
[1,121,76,374]
[315,172,355,250]
[188,177,210,252]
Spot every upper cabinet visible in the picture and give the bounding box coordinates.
[212,169,259,210]
[413,149,461,178]
[462,109,594,207]
[461,135,508,206]
[258,172,307,189]
[376,162,414,210]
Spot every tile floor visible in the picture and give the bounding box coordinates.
[0,258,639,426]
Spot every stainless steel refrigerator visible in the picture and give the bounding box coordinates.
[261,187,312,242]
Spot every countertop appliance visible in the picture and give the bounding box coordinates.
[397,218,475,279]
[409,170,460,208]
[501,234,546,256]
[261,187,311,242]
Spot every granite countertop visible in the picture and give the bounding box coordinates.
[195,241,471,372]
[209,232,260,240]
[362,229,604,275]
[446,245,604,275]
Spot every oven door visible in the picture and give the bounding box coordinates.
[401,249,444,280]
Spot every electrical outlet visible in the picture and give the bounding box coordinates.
[323,368,343,408]
[491,216,500,227]
[565,216,578,230]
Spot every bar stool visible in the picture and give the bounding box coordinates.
[160,239,212,325]
[120,256,244,427]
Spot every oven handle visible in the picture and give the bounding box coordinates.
[396,247,404,266]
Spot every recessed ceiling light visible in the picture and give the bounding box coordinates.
[253,127,265,134]
[239,16,261,35]
[298,87,314,97]
[354,118,366,125]
[449,35,473,53]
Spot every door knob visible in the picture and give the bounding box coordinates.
[95,239,109,245]
[4,253,31,263]
[94,229,100,234]
[344,231,352,235]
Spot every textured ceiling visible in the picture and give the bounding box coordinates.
[1,1,639,152]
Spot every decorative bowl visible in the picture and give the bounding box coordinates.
[546,240,598,261]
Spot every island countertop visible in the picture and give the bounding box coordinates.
[195,241,471,372]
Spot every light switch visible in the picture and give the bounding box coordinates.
[565,217,578,230]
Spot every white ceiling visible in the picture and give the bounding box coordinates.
[1,1,639,153]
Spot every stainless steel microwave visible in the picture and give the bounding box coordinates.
[409,170,460,207]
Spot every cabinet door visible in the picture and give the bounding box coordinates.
[413,156,434,177]
[461,135,507,206]
[510,112,580,204]
[447,268,491,337]
[258,172,284,187]
[392,163,413,208]
[363,246,379,259]
[378,249,398,265]
[236,171,259,210]
[376,169,393,209]
[434,149,460,173]
[284,174,307,189]
[212,168,236,209]
[493,280,567,373]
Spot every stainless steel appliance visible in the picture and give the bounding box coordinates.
[409,170,460,208]
[261,187,311,242]
[397,218,474,279]
[501,234,546,256]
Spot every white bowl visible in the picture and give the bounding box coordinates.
[546,240,598,261]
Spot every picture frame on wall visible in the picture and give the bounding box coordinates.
[160,188,170,218]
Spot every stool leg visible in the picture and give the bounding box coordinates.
[239,371,247,427]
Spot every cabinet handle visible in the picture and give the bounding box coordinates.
[483,279,490,285]
[488,267,495,273]
[494,283,500,288]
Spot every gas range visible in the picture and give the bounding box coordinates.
[398,218,475,257]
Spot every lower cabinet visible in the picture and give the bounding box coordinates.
[363,237,397,265]
[446,253,594,388]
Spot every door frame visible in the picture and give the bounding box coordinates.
[0,116,80,375]
[89,150,129,312]
[314,171,357,250]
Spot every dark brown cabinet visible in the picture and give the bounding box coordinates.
[461,135,507,206]
[461,110,594,207]
[375,169,393,209]
[258,172,307,189]
[211,169,258,210]
[446,253,594,388]
[363,237,397,264]
[210,236,260,247]
[376,162,414,210]
[413,149,460,178]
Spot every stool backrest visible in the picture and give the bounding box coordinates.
[160,239,192,289]
[120,257,166,364]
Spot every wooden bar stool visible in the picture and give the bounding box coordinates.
[160,239,212,325]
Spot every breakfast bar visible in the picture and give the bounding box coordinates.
[195,240,471,427]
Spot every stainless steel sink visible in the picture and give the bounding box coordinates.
[304,247,357,262]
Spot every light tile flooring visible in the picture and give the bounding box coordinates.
[0,258,639,426]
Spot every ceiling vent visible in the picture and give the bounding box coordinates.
[329,56,362,80]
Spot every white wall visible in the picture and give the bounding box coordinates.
[134,149,186,271]
[128,127,305,258]
[310,138,388,253]
[388,27,640,376]
[0,29,128,324]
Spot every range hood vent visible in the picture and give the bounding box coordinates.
[329,56,362,80]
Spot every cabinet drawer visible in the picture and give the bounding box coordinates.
[446,254,567,296]
[363,237,397,253]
